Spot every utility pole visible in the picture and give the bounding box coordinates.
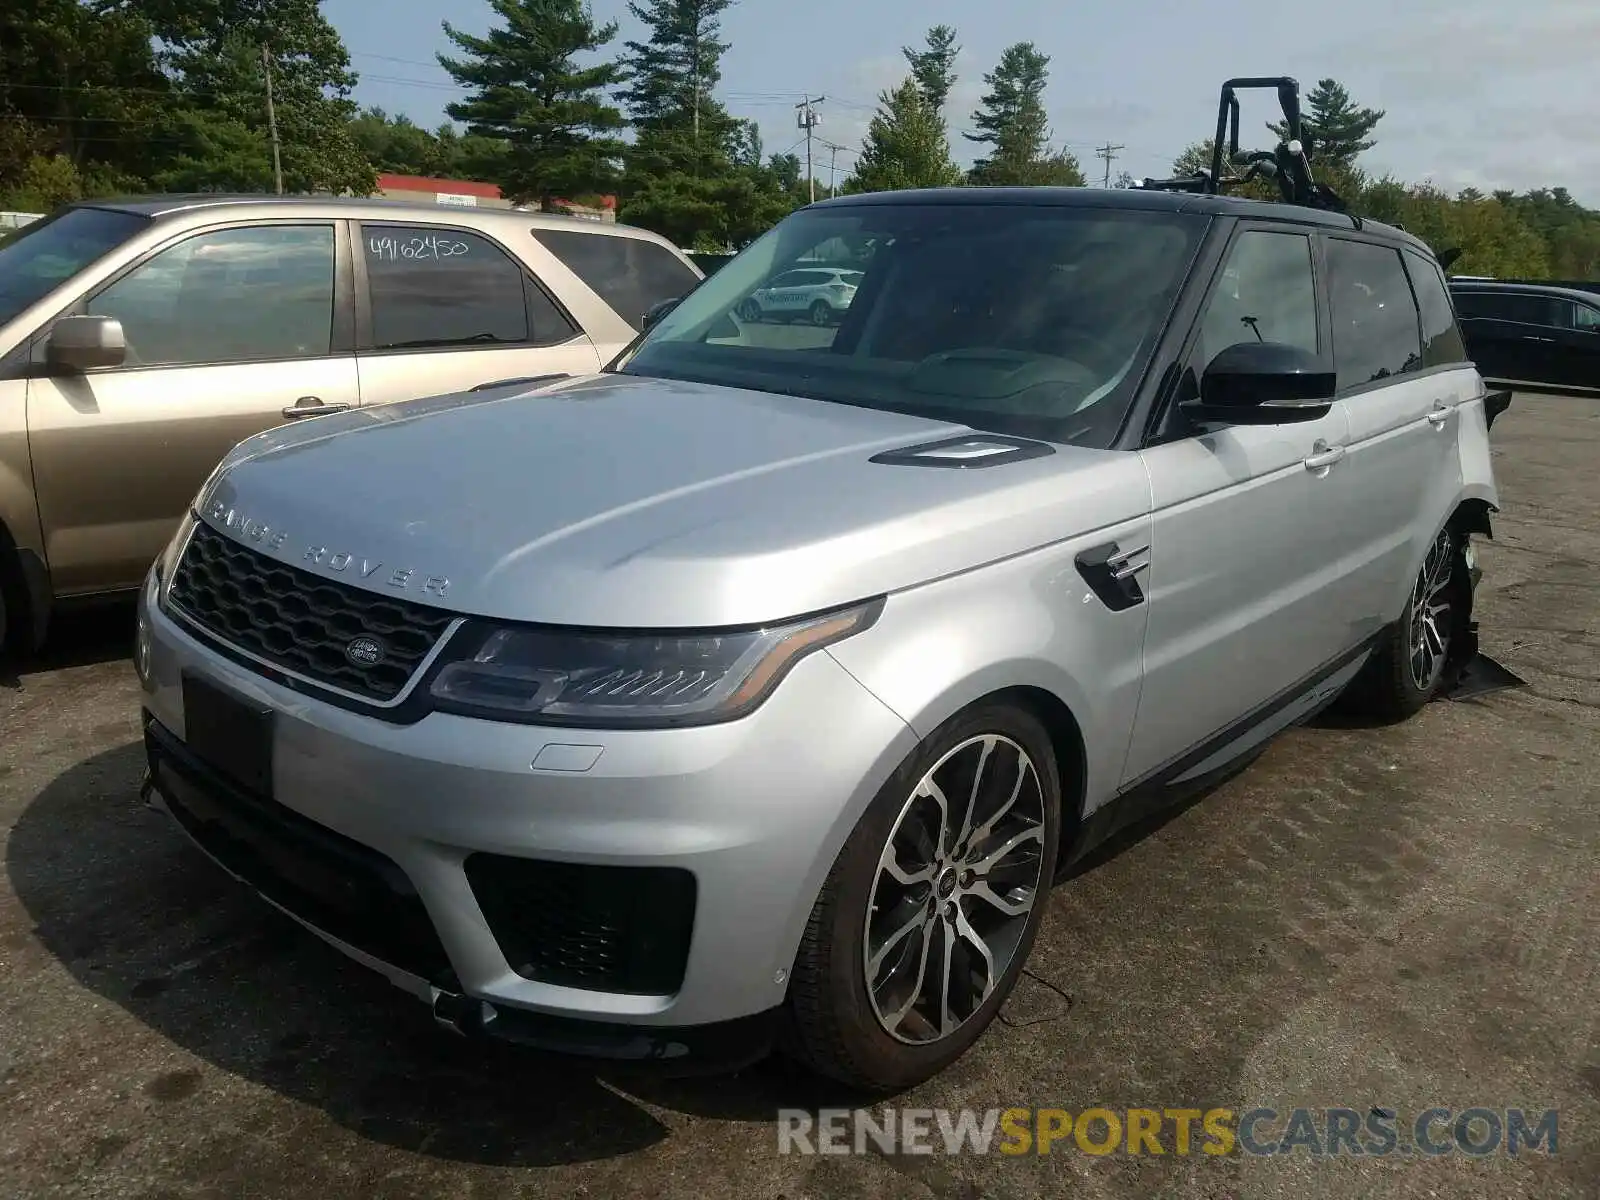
[1095,141,1125,189]
[820,140,843,197]
[796,96,824,202]
[261,43,284,195]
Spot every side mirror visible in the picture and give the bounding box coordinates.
[1183,341,1336,425]
[641,297,681,330]
[47,315,126,371]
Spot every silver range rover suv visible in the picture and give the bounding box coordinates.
[135,169,1506,1091]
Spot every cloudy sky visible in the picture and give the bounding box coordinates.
[325,0,1600,205]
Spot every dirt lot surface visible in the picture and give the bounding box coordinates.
[2,393,1596,1199]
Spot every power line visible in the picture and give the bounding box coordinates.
[1095,141,1126,188]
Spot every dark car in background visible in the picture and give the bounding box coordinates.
[1449,280,1600,395]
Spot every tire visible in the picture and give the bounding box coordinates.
[808,300,833,326]
[1342,525,1467,722]
[783,702,1062,1092]
[738,298,762,323]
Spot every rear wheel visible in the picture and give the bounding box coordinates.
[738,298,762,323]
[784,702,1061,1092]
[808,300,833,326]
[1343,526,1466,721]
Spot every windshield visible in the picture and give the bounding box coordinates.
[0,206,150,328]
[616,202,1208,446]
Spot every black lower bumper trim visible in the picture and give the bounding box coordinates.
[433,990,779,1073]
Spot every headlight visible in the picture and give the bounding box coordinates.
[428,599,883,728]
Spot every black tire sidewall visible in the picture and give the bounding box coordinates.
[794,702,1062,1091]
[810,301,831,325]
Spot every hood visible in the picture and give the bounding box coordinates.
[199,374,1148,627]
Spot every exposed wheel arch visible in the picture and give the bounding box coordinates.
[1450,497,1496,540]
[0,518,51,655]
[965,684,1088,866]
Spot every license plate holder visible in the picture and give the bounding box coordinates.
[182,672,274,797]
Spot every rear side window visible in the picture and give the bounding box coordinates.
[1402,250,1468,367]
[1570,301,1600,332]
[1326,239,1423,390]
[362,224,575,351]
[533,229,700,329]
[1457,290,1557,326]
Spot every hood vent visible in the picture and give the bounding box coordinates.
[869,434,1055,469]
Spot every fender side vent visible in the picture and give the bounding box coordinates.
[869,435,1055,469]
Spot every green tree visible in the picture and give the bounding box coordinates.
[620,0,740,163]
[618,0,789,248]
[346,107,509,181]
[903,25,960,114]
[964,42,1083,186]
[118,0,375,195]
[1268,78,1384,171]
[0,0,171,202]
[849,77,963,194]
[438,0,626,210]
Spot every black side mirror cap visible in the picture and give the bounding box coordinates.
[641,297,681,330]
[1182,340,1336,425]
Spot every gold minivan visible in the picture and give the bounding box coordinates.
[0,196,702,653]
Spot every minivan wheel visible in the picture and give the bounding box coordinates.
[1343,526,1465,721]
[783,703,1060,1092]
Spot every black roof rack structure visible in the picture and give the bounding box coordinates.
[1137,77,1350,215]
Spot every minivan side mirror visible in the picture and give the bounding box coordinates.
[1183,341,1336,425]
[47,315,126,371]
[641,297,681,330]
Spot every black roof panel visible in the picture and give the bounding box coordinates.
[808,186,1434,256]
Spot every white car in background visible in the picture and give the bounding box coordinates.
[738,265,861,325]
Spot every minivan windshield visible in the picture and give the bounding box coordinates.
[0,206,150,327]
[616,202,1208,446]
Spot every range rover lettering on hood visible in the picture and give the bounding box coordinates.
[205,497,452,598]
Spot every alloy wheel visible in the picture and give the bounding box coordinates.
[863,734,1048,1045]
[1408,529,1455,692]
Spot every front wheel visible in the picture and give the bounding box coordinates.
[1342,526,1466,721]
[783,702,1061,1092]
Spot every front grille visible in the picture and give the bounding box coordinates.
[168,521,456,701]
[464,854,697,995]
[146,719,455,983]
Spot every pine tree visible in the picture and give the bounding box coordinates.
[902,25,960,114]
[438,0,626,210]
[1268,78,1384,170]
[849,78,962,194]
[617,0,789,250]
[964,42,1083,186]
[620,0,741,175]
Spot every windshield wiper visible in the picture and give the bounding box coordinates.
[380,332,511,349]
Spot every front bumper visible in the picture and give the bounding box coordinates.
[136,570,918,1060]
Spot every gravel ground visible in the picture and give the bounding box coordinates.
[1,392,1596,1199]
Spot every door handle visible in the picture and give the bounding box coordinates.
[1426,403,1454,428]
[281,396,351,419]
[1303,442,1346,471]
